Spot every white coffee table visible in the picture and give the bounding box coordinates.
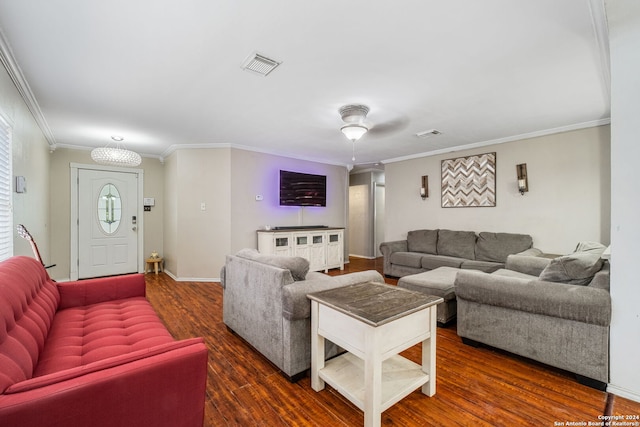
[308,282,443,427]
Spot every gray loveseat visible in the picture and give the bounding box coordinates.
[221,248,384,381]
[455,242,611,389]
[380,229,535,278]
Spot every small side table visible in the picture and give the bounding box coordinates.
[145,257,163,275]
[308,282,443,427]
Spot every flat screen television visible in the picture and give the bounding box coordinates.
[279,170,326,207]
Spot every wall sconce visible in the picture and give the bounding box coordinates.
[420,175,429,200]
[516,163,528,195]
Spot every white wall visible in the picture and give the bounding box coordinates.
[0,59,51,265]
[163,148,231,281]
[161,147,348,281]
[49,148,164,281]
[229,149,349,256]
[385,126,610,254]
[163,152,178,275]
[606,0,640,402]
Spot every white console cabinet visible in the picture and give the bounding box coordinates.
[257,227,344,273]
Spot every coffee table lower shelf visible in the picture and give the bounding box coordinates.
[319,352,430,413]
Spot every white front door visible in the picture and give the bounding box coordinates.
[78,169,139,278]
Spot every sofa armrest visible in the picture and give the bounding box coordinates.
[379,240,408,275]
[505,252,550,276]
[455,270,611,326]
[57,274,146,309]
[5,338,204,393]
[0,338,207,427]
[282,270,384,321]
[379,240,408,255]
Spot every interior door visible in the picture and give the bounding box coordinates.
[78,169,138,278]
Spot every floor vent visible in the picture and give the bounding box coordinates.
[241,52,281,76]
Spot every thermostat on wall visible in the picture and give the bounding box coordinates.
[143,197,155,206]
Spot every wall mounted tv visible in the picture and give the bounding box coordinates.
[279,170,327,207]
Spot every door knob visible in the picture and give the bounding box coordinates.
[132,226,137,231]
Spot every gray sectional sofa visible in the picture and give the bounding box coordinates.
[380,229,536,278]
[221,248,384,381]
[455,242,611,389]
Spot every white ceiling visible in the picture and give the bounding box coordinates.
[0,0,610,168]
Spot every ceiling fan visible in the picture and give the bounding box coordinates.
[338,103,409,162]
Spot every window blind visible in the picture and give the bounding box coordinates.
[0,115,12,261]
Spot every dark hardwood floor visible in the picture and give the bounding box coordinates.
[144,257,639,426]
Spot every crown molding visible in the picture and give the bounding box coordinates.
[0,28,56,148]
[161,142,350,169]
[383,118,611,165]
[160,142,232,159]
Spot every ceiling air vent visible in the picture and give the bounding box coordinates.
[241,52,281,76]
[415,129,442,138]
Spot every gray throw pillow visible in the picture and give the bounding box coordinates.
[475,232,533,263]
[236,248,310,281]
[407,229,438,254]
[538,242,606,285]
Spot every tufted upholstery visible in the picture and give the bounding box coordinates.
[34,297,174,376]
[0,257,59,393]
[0,256,208,427]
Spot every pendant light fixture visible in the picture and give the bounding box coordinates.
[91,136,142,167]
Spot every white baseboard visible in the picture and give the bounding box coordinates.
[607,384,640,403]
[348,254,377,259]
[163,269,220,283]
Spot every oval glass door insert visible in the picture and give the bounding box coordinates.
[97,183,122,234]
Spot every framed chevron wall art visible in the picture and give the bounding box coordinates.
[441,152,496,208]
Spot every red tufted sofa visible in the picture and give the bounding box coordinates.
[0,256,208,427]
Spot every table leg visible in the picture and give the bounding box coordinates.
[364,327,382,427]
[422,305,437,396]
[154,261,159,275]
[310,301,325,391]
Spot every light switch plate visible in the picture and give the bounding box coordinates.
[15,176,26,193]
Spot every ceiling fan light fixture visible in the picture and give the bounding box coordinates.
[339,104,370,143]
[341,123,369,142]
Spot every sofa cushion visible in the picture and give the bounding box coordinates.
[236,248,310,281]
[437,230,476,260]
[390,252,424,268]
[539,242,606,286]
[406,229,438,254]
[460,259,503,273]
[420,254,464,270]
[33,297,175,376]
[475,232,533,263]
[397,267,458,301]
